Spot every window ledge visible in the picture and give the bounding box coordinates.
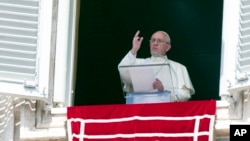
[20,127,67,141]
[51,107,67,114]
[20,100,237,140]
[36,107,67,129]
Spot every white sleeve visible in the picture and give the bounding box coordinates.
[169,62,195,101]
[118,51,137,92]
[118,51,136,66]
[175,88,191,101]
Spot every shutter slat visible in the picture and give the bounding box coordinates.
[0,41,36,51]
[0,3,38,14]
[243,0,250,6]
[0,64,35,74]
[0,18,37,29]
[0,56,35,66]
[240,21,250,29]
[241,13,250,21]
[0,48,36,59]
[0,71,35,82]
[0,26,37,36]
[0,33,37,44]
[242,6,250,14]
[240,28,250,36]
[239,50,250,59]
[0,10,38,22]
[239,35,250,44]
[0,0,39,7]
[239,43,250,51]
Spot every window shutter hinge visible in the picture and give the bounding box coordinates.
[24,80,37,88]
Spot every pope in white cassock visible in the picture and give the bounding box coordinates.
[118,30,195,104]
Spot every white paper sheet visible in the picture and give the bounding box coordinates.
[129,66,156,92]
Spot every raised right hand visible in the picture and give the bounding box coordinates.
[131,30,143,55]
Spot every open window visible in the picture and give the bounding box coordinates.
[0,0,78,107]
[220,0,250,119]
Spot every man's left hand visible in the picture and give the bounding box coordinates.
[153,78,164,91]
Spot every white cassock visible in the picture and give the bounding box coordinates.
[118,51,195,104]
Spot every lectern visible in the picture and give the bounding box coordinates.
[118,63,175,104]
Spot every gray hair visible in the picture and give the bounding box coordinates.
[156,31,171,44]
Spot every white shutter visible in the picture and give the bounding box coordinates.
[220,0,250,94]
[229,0,250,93]
[0,0,39,83]
[237,0,250,77]
[0,0,55,101]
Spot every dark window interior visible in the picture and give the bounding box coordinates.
[74,0,223,105]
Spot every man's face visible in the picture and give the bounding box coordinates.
[150,32,171,56]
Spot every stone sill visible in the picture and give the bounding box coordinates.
[20,127,67,141]
[51,107,67,114]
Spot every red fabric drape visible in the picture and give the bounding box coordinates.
[67,100,216,141]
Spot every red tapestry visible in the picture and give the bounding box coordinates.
[67,100,216,141]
